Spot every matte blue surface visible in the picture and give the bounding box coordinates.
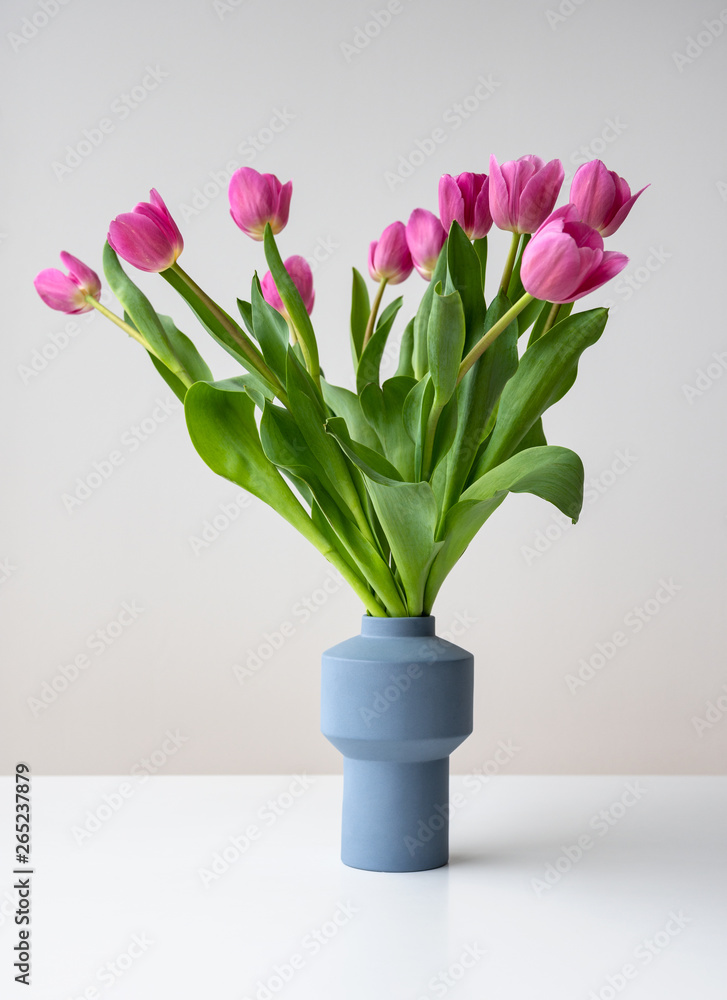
[321,615,474,872]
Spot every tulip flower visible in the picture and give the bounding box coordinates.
[261,255,315,317]
[368,221,413,285]
[406,209,446,280]
[107,189,184,272]
[228,167,292,241]
[520,205,628,304]
[34,252,101,314]
[570,160,649,237]
[438,173,492,240]
[489,154,564,234]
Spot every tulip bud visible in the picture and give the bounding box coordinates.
[520,205,628,304]
[570,160,648,237]
[228,167,292,241]
[107,189,184,272]
[489,154,564,234]
[33,252,101,314]
[405,209,446,281]
[438,173,492,239]
[368,221,413,285]
[261,255,315,317]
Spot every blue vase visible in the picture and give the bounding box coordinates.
[321,615,474,872]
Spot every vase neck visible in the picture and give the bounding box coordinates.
[360,615,436,638]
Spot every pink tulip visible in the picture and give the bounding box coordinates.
[228,167,292,241]
[520,205,628,304]
[261,255,315,317]
[570,160,648,237]
[489,154,564,234]
[368,221,413,285]
[406,209,446,280]
[438,172,492,239]
[107,189,183,272]
[33,252,101,314]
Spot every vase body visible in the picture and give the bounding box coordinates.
[321,615,474,872]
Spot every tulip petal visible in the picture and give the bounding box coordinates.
[600,184,649,237]
[571,251,629,300]
[59,251,101,297]
[438,175,465,234]
[570,161,615,231]
[108,212,178,272]
[518,158,564,233]
[488,155,513,231]
[33,268,89,313]
[521,231,582,303]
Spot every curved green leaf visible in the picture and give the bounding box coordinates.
[356,296,403,393]
[250,274,289,381]
[350,267,370,366]
[360,376,416,480]
[428,284,466,409]
[263,225,319,382]
[477,308,608,475]
[442,291,519,510]
[425,445,584,609]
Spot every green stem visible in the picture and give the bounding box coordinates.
[86,297,193,388]
[457,292,534,385]
[362,278,387,349]
[171,263,289,406]
[541,302,561,337]
[499,232,521,294]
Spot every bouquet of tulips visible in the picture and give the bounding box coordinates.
[34,156,646,617]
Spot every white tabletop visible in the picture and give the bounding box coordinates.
[1,776,725,999]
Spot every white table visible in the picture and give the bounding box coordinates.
[1,776,725,999]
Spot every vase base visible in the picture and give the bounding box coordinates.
[340,758,450,872]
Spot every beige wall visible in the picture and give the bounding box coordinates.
[3,0,725,775]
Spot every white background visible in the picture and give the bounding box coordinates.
[2,0,726,776]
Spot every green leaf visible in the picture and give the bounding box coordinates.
[403,375,434,480]
[103,244,193,384]
[144,314,212,402]
[236,298,254,337]
[356,295,402,393]
[425,445,584,609]
[365,478,442,616]
[286,350,366,521]
[427,283,466,409]
[445,221,486,348]
[261,404,406,616]
[161,265,262,373]
[395,318,415,378]
[326,416,403,484]
[412,244,448,379]
[185,381,308,525]
[250,274,289,382]
[321,379,381,452]
[528,301,574,347]
[263,225,319,382]
[360,376,416,480]
[429,393,459,476]
[350,267,370,367]
[477,308,608,475]
[473,236,488,292]
[442,291,519,510]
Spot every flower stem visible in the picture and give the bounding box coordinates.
[499,232,521,294]
[362,278,388,350]
[457,292,534,384]
[541,302,560,337]
[86,297,193,388]
[171,263,289,406]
